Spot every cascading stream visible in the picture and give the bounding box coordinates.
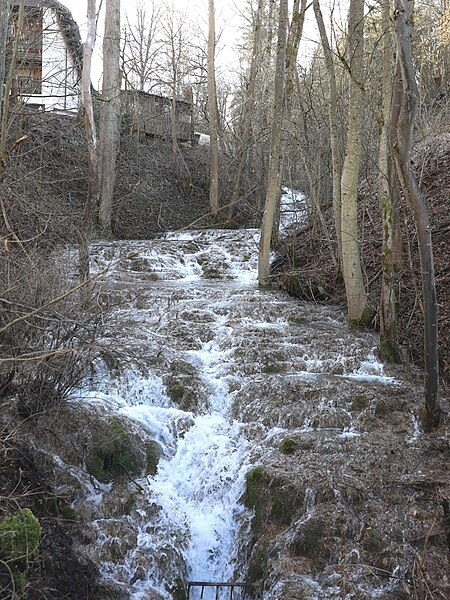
[72,209,400,599]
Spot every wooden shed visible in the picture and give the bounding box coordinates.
[122,90,193,144]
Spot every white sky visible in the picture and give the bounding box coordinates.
[61,0,331,87]
[62,0,245,87]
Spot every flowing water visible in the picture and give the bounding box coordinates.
[68,224,400,599]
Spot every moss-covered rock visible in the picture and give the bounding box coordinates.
[167,382,198,411]
[247,541,268,583]
[279,437,299,454]
[243,466,303,536]
[145,441,160,476]
[171,577,188,600]
[86,417,144,482]
[0,508,42,562]
[243,466,266,532]
[291,518,326,559]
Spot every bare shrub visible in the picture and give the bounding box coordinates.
[0,251,107,418]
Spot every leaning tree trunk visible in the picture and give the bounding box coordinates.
[340,0,371,324]
[379,0,400,362]
[207,0,219,216]
[393,0,440,428]
[79,0,98,282]
[98,0,121,236]
[258,0,288,287]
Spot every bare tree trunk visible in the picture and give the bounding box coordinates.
[340,0,371,324]
[285,0,307,108]
[257,0,275,212]
[0,0,24,178]
[0,0,9,136]
[98,0,121,236]
[79,0,98,282]
[258,0,288,287]
[207,0,219,216]
[228,0,264,220]
[393,0,440,427]
[390,58,405,273]
[379,0,400,362]
[171,73,178,155]
[270,0,307,247]
[313,0,342,263]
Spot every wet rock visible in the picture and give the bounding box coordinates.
[290,517,328,563]
[163,359,207,412]
[99,519,138,561]
[86,416,146,482]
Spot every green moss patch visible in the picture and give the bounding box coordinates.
[243,467,266,534]
[379,338,401,364]
[350,305,376,329]
[243,467,303,536]
[86,418,143,482]
[167,382,198,411]
[145,441,160,476]
[351,394,369,411]
[0,508,42,562]
[279,437,299,454]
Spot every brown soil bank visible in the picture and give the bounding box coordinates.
[2,110,253,248]
[273,131,450,388]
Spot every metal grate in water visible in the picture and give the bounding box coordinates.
[187,581,262,599]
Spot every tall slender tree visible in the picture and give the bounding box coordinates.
[258,0,288,287]
[79,0,98,282]
[378,0,400,361]
[313,0,342,263]
[1,0,24,177]
[121,0,161,92]
[98,0,121,236]
[207,0,219,216]
[228,0,264,219]
[0,0,9,136]
[340,0,371,323]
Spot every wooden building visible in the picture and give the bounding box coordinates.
[122,90,194,145]
[9,0,82,111]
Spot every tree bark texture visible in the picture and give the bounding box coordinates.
[79,0,98,282]
[98,0,121,236]
[258,0,288,287]
[379,0,400,361]
[0,0,24,166]
[0,0,9,137]
[207,0,219,216]
[228,0,264,218]
[393,0,440,425]
[285,0,307,110]
[313,0,342,263]
[340,0,370,323]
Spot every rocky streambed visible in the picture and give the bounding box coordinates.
[18,228,449,599]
